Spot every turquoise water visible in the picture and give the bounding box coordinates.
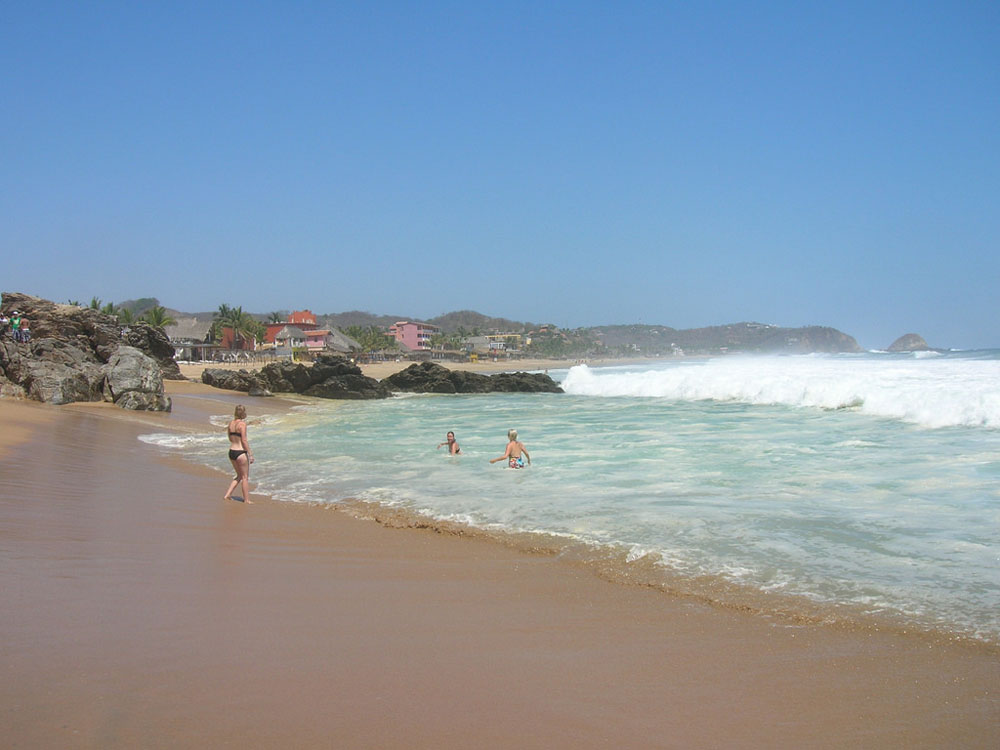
[143,351,1000,643]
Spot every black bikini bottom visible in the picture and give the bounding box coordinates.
[229,449,247,461]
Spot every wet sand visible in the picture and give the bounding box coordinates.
[1,389,997,748]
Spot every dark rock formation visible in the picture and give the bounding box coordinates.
[201,368,272,396]
[887,334,931,352]
[381,362,563,394]
[202,355,390,400]
[0,292,173,410]
[120,324,183,380]
[488,371,564,393]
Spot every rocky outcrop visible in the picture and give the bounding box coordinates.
[103,347,171,411]
[120,324,183,380]
[0,292,173,411]
[381,362,563,394]
[887,334,931,352]
[202,355,390,400]
[201,368,273,397]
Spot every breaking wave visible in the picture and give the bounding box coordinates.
[560,355,1000,429]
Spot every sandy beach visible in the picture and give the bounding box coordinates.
[176,355,648,383]
[1,384,997,749]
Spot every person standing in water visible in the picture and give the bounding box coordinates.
[224,404,254,503]
[490,429,530,469]
[437,431,461,455]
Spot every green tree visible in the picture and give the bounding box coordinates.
[268,311,284,323]
[342,325,397,354]
[89,297,102,310]
[141,306,177,328]
[213,304,264,348]
[67,299,81,306]
[116,307,136,325]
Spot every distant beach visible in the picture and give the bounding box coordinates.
[176,355,659,382]
[2,371,997,748]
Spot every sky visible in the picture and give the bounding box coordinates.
[2,1,998,349]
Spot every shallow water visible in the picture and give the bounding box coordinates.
[142,351,1000,643]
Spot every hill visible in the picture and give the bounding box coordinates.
[156,300,862,356]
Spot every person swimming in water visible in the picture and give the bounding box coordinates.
[490,429,530,469]
[223,404,255,503]
[437,431,461,455]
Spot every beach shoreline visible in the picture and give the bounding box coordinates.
[176,354,664,383]
[2,385,998,748]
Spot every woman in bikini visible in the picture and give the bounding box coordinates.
[224,404,255,503]
[490,428,530,469]
[437,431,461,455]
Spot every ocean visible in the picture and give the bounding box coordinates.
[143,350,1000,645]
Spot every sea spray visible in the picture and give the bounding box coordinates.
[560,354,1000,429]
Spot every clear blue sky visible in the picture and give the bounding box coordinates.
[2,1,998,349]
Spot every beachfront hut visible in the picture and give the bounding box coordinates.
[304,328,362,356]
[273,325,306,350]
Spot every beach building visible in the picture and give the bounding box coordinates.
[219,326,257,351]
[273,325,306,350]
[265,310,319,345]
[484,332,523,352]
[304,328,362,356]
[388,320,439,351]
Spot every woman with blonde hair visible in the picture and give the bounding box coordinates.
[224,405,255,503]
[490,428,530,469]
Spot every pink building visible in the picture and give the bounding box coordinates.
[388,320,439,351]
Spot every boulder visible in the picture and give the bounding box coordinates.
[202,368,271,395]
[0,292,175,411]
[2,336,107,405]
[103,346,171,411]
[121,323,184,380]
[304,374,390,400]
[381,362,460,393]
[202,355,389,400]
[888,333,931,352]
[381,362,563,394]
[489,371,564,393]
[257,360,315,394]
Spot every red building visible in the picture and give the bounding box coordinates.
[219,327,257,351]
[265,310,319,344]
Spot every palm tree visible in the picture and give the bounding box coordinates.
[211,303,235,342]
[267,311,284,324]
[67,299,81,306]
[116,307,136,325]
[89,297,102,310]
[100,302,117,316]
[213,304,263,349]
[342,325,397,354]
[141,306,177,328]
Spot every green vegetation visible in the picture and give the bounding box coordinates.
[212,304,265,348]
[340,325,398,354]
[140,305,177,328]
[524,326,601,358]
[428,331,466,351]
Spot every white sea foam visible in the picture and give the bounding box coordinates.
[138,432,219,449]
[560,356,1000,429]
